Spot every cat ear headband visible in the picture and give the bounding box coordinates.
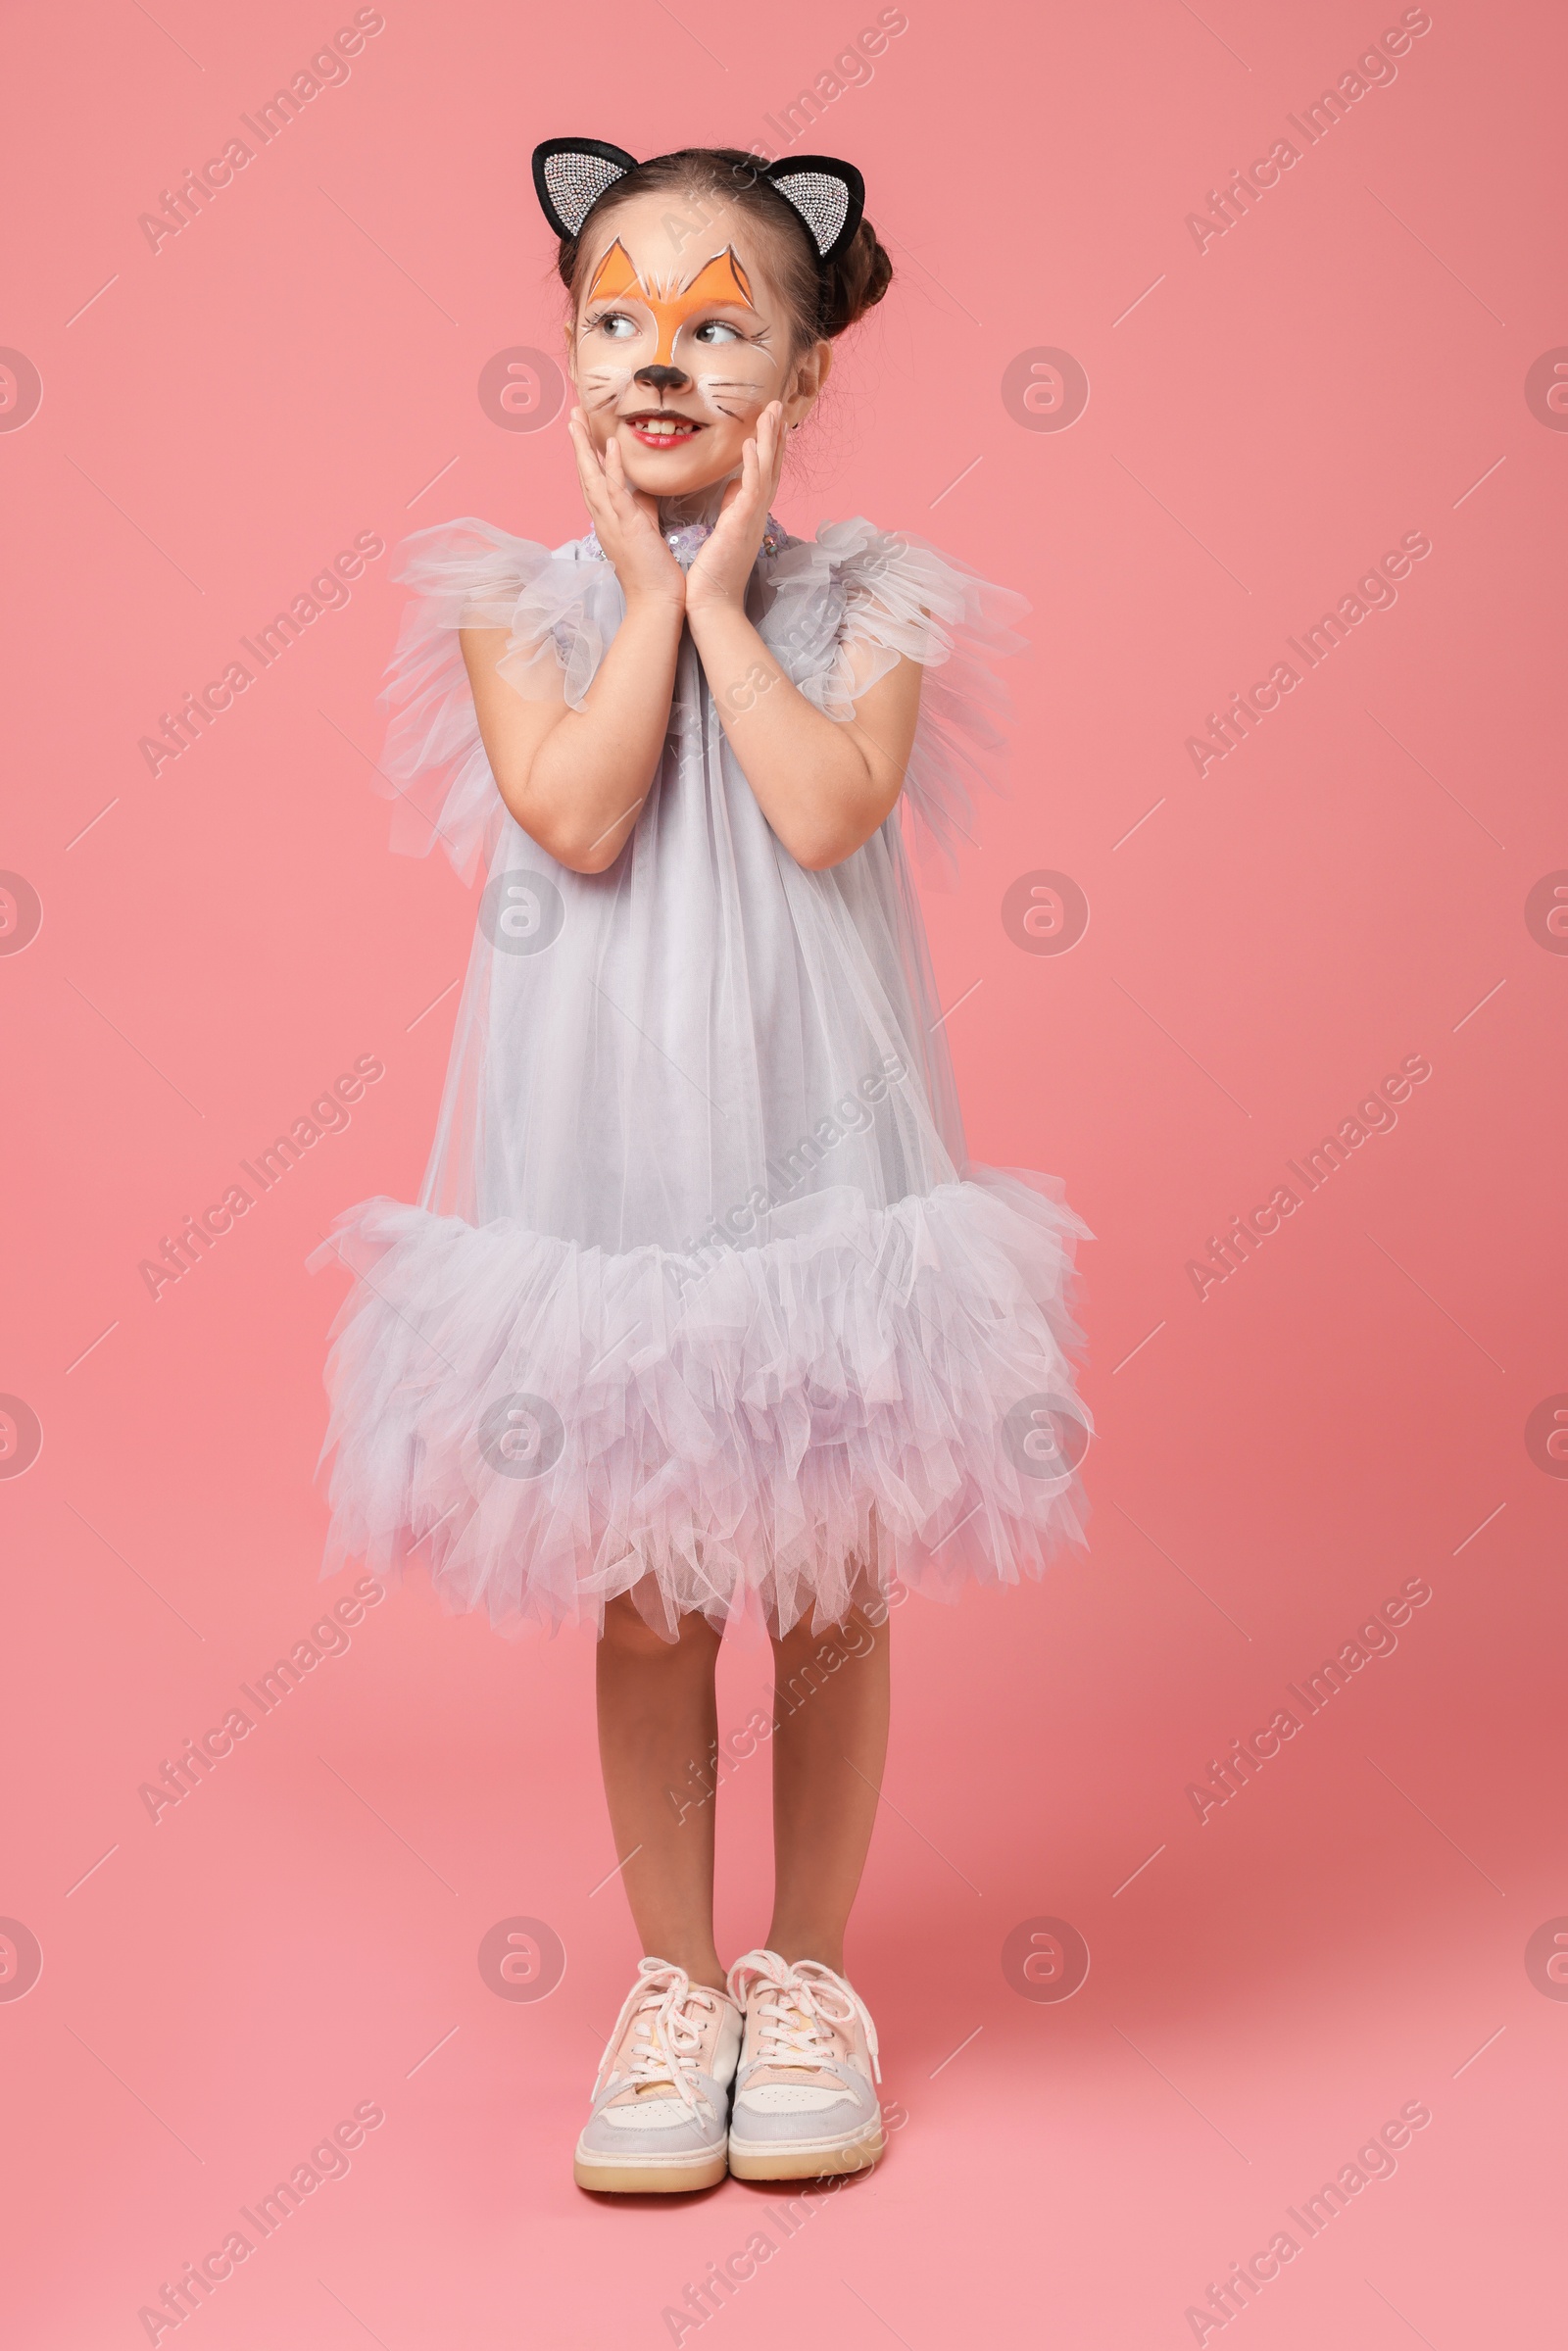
[531,137,866,267]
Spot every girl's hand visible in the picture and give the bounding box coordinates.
[567,410,687,614]
[685,402,787,617]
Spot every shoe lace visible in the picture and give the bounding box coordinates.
[593,1959,718,2115]
[726,1950,882,2083]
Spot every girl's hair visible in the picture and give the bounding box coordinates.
[551,146,892,351]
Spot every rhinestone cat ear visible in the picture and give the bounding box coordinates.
[531,138,639,239]
[531,139,868,268]
[760,155,865,264]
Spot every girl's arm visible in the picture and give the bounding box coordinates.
[684,404,922,873]
[459,417,687,877]
[685,600,920,873]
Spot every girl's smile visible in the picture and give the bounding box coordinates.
[621,408,706,448]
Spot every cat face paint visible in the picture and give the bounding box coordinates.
[586,239,759,368]
[568,189,815,501]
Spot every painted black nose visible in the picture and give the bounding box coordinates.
[634,364,691,393]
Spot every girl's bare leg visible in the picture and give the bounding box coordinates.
[595,1589,726,1990]
[765,1604,891,1975]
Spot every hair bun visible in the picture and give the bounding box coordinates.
[820,218,893,338]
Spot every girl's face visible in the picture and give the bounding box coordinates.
[566,188,831,500]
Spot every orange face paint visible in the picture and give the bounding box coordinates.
[584,242,758,367]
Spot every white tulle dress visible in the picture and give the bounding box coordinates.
[311,500,1091,1638]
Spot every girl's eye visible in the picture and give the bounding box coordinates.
[590,312,638,340]
[693,319,742,345]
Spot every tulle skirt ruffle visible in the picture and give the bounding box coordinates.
[310,1167,1090,1640]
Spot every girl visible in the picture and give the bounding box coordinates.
[314,140,1089,2195]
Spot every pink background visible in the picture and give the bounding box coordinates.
[3,0,1564,2343]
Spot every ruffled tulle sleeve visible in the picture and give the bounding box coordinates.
[375,519,625,882]
[759,518,1029,879]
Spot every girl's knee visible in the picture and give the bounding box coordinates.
[771,1605,881,1667]
[602,1588,718,1661]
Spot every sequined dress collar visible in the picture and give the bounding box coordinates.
[582,514,787,567]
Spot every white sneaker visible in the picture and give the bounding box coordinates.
[573,1958,742,2193]
[725,1949,884,2180]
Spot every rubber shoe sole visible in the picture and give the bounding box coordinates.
[573,2142,728,2194]
[726,2120,885,2181]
